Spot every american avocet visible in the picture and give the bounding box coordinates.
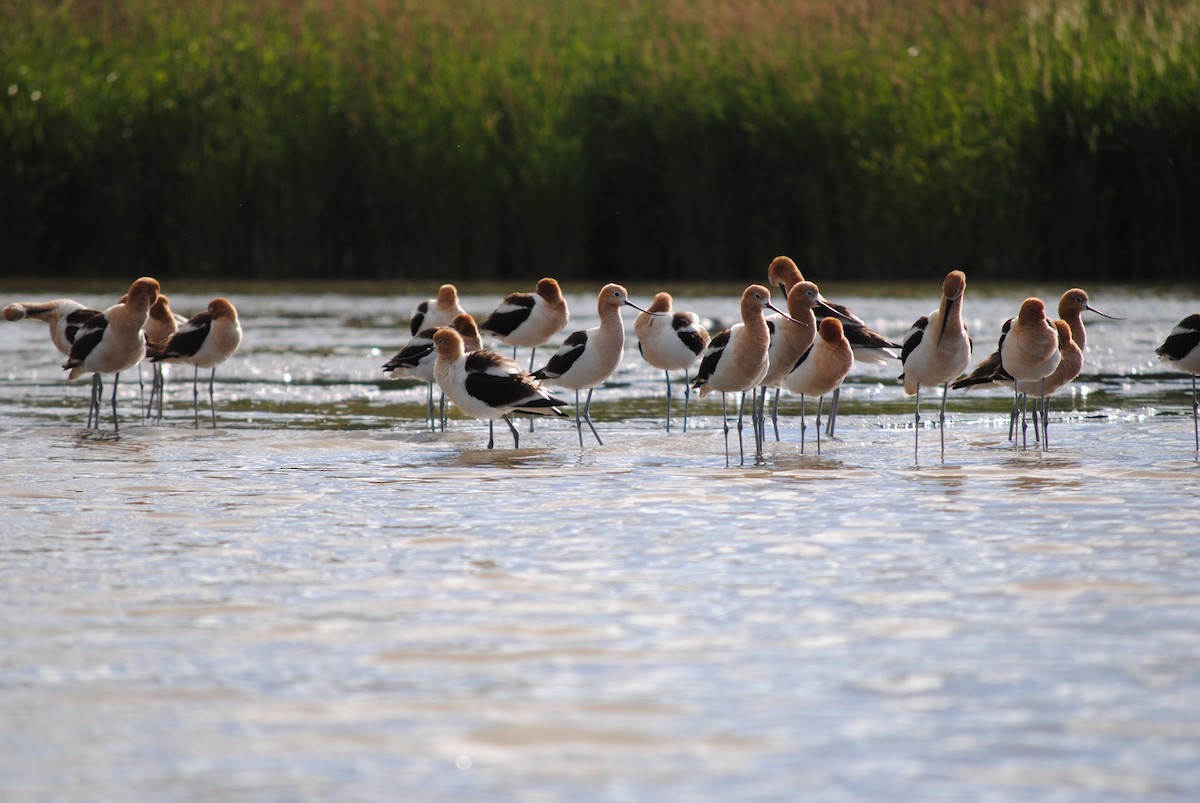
[479,277,570,371]
[784,318,855,455]
[144,295,186,344]
[757,280,847,443]
[1014,320,1082,447]
[634,292,710,432]
[383,312,481,430]
[1155,313,1200,457]
[3,298,102,355]
[1057,288,1121,351]
[898,270,972,461]
[432,326,569,449]
[146,298,242,428]
[62,277,160,432]
[691,284,791,466]
[532,283,649,447]
[956,297,1093,446]
[143,295,187,423]
[409,284,465,337]
[999,298,1061,449]
[767,255,899,436]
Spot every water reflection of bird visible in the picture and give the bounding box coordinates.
[898,270,972,462]
[62,277,161,433]
[147,297,242,429]
[1155,312,1200,457]
[784,318,855,455]
[432,326,568,449]
[767,255,899,437]
[384,312,481,431]
[634,292,710,434]
[691,285,789,467]
[533,284,650,447]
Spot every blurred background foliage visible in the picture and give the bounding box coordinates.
[2,0,1198,283]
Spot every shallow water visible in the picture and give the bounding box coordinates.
[2,282,1199,801]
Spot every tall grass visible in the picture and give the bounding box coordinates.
[2,0,1198,282]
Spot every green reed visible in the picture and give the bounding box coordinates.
[2,0,1198,282]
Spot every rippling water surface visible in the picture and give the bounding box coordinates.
[2,282,1199,801]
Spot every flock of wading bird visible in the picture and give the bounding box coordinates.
[4,258,1200,464]
[4,277,242,432]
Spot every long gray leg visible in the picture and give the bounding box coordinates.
[87,373,101,429]
[582,387,603,446]
[753,388,765,461]
[111,372,121,433]
[664,369,672,433]
[938,382,949,460]
[574,389,583,447]
[1020,392,1029,449]
[147,363,164,423]
[1040,379,1049,450]
[137,363,145,424]
[721,392,730,468]
[816,395,824,455]
[800,394,807,454]
[503,414,520,448]
[750,387,763,455]
[736,390,748,466]
[826,385,840,436]
[426,382,435,431]
[208,368,217,427]
[913,386,921,463]
[771,388,781,442]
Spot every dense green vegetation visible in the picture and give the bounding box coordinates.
[2,0,1198,282]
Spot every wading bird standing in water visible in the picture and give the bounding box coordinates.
[1155,313,1200,458]
[898,270,971,462]
[784,318,855,455]
[383,313,481,431]
[432,326,568,449]
[692,285,797,467]
[143,294,187,424]
[62,277,161,433]
[147,298,243,429]
[767,255,899,437]
[634,292,710,433]
[533,283,651,447]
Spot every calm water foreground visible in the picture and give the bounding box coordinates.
[2,282,1199,801]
